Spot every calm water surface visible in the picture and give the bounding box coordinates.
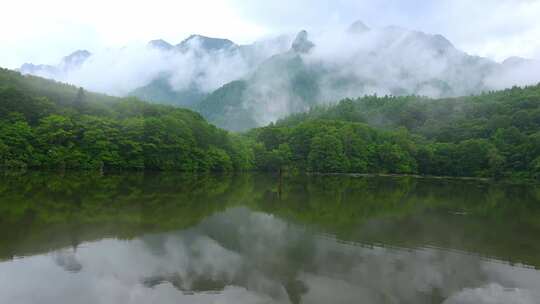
[1,172,540,304]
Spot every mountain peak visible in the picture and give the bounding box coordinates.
[291,30,315,53]
[429,34,454,52]
[347,20,370,34]
[148,39,173,51]
[61,50,91,67]
[384,27,455,55]
[178,35,236,52]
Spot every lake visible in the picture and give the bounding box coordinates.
[0,172,539,304]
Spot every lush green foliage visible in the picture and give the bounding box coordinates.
[0,68,250,171]
[252,84,540,179]
[3,67,540,179]
[196,80,260,131]
[249,120,419,174]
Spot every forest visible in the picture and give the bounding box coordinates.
[0,68,251,171]
[252,85,540,180]
[2,67,540,180]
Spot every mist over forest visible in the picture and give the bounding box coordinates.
[3,2,540,304]
[18,21,540,130]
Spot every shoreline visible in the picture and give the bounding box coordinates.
[311,172,489,181]
[306,172,539,185]
[2,169,537,185]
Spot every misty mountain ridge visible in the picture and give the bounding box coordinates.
[135,34,285,106]
[178,35,237,52]
[17,20,540,131]
[291,30,315,53]
[147,39,174,51]
[196,25,538,130]
[19,49,92,78]
[148,35,238,53]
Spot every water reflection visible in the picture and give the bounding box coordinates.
[0,172,539,303]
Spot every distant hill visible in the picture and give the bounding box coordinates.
[177,35,237,52]
[0,68,250,171]
[130,74,208,107]
[19,50,92,79]
[196,32,321,130]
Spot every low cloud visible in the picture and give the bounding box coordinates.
[239,24,540,126]
[22,35,292,97]
[16,22,540,129]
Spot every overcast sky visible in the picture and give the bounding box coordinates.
[1,0,539,69]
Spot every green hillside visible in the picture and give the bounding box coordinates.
[3,67,540,180]
[129,75,207,107]
[197,53,320,131]
[249,84,540,180]
[0,68,251,171]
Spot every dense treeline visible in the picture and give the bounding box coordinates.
[253,84,540,179]
[3,67,540,180]
[250,119,505,177]
[0,68,251,171]
[249,120,418,174]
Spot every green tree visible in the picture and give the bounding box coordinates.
[308,133,349,173]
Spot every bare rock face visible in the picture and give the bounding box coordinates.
[291,30,315,54]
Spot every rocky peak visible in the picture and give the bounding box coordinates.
[291,30,315,53]
[347,20,370,34]
[148,39,174,51]
[61,50,91,67]
[178,35,236,52]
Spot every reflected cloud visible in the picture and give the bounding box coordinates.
[1,207,539,304]
[443,284,537,304]
[54,250,83,273]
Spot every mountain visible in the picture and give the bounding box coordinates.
[147,35,238,53]
[347,20,370,34]
[19,49,92,79]
[291,30,315,53]
[196,23,539,130]
[17,21,540,131]
[177,35,237,53]
[130,74,207,107]
[147,39,174,51]
[197,80,257,131]
[130,34,292,108]
[61,50,91,66]
[130,35,246,106]
[195,27,464,130]
[196,31,320,131]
